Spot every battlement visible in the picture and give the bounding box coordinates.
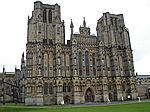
[34,1,59,10]
[97,12,124,27]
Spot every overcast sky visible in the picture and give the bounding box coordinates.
[0,0,150,75]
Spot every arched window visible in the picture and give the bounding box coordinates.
[85,51,90,76]
[78,52,82,76]
[63,83,66,92]
[122,84,125,91]
[43,9,47,22]
[27,86,31,94]
[68,83,71,92]
[44,83,48,95]
[49,10,52,23]
[49,83,53,94]
[92,53,96,76]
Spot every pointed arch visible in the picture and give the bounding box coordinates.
[92,53,96,76]
[99,40,104,47]
[122,83,125,91]
[108,93,113,101]
[68,82,71,92]
[43,9,47,22]
[85,88,94,102]
[64,95,70,104]
[44,82,48,95]
[49,82,53,94]
[63,83,67,92]
[49,9,52,23]
[85,51,90,76]
[72,39,77,45]
[78,52,82,76]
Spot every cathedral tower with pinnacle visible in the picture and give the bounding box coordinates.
[25,1,137,105]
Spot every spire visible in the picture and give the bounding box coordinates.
[15,65,17,72]
[21,52,25,70]
[22,52,24,58]
[70,19,74,35]
[83,17,86,27]
[3,65,5,73]
[21,52,25,64]
[28,15,29,20]
[70,19,74,28]
[79,17,90,35]
[28,15,30,24]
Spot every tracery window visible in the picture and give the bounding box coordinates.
[92,53,96,76]
[27,86,31,93]
[68,83,71,92]
[122,84,125,91]
[43,9,47,22]
[85,51,90,76]
[49,10,52,23]
[44,82,48,95]
[63,83,67,92]
[49,83,53,94]
[78,52,82,76]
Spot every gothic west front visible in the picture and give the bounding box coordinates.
[25,1,137,105]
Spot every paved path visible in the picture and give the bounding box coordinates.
[67,99,150,108]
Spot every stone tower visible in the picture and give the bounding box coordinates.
[25,1,65,105]
[96,12,137,100]
[25,2,137,105]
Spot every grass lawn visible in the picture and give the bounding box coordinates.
[0,102,150,112]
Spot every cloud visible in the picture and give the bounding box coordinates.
[135,53,150,75]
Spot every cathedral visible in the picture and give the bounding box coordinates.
[25,1,138,105]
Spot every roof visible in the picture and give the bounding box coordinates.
[136,75,150,79]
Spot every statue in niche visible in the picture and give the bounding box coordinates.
[38,85,42,93]
[58,58,60,65]
[74,69,77,75]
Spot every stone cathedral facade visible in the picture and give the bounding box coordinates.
[25,1,138,105]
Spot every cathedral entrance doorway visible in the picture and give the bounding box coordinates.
[85,88,94,103]
[64,95,70,104]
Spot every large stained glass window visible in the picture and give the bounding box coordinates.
[85,51,90,76]
[49,83,53,94]
[78,52,82,76]
[92,53,96,76]
[63,83,67,92]
[49,10,52,23]
[43,9,47,22]
[44,82,48,95]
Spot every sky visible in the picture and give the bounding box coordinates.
[0,0,150,75]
